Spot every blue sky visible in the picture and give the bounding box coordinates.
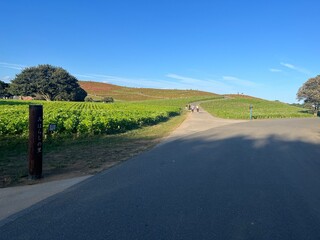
[1,0,319,103]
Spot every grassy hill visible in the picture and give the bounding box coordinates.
[79,81,219,101]
[201,95,313,119]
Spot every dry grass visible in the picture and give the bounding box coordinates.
[79,81,218,101]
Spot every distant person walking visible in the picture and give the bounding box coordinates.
[191,105,195,112]
[196,105,199,112]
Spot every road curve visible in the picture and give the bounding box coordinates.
[0,110,320,240]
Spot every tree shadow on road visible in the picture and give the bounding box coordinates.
[1,130,320,240]
[148,132,320,240]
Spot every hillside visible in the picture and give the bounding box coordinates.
[201,95,312,119]
[79,81,219,101]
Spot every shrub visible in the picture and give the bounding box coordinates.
[102,97,114,103]
[85,96,94,102]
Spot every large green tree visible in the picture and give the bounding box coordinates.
[297,75,320,115]
[9,64,87,101]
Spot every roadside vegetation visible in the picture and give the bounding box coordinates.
[201,95,313,119]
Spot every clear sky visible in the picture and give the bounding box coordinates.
[1,0,319,103]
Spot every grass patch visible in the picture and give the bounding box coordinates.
[201,96,314,119]
[0,111,188,188]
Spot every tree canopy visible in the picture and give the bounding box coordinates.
[9,64,87,101]
[297,75,320,114]
[0,80,11,98]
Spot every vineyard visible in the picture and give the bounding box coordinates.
[0,96,217,137]
[201,96,313,119]
[0,95,313,137]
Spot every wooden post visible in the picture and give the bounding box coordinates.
[29,105,43,179]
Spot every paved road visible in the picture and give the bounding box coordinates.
[1,111,320,239]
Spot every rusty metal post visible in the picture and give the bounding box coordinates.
[29,105,43,179]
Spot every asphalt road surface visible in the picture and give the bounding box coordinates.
[1,113,320,240]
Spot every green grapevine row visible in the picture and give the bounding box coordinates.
[0,99,187,136]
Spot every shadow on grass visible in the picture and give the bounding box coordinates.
[0,133,160,188]
[298,109,314,114]
[0,100,32,106]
